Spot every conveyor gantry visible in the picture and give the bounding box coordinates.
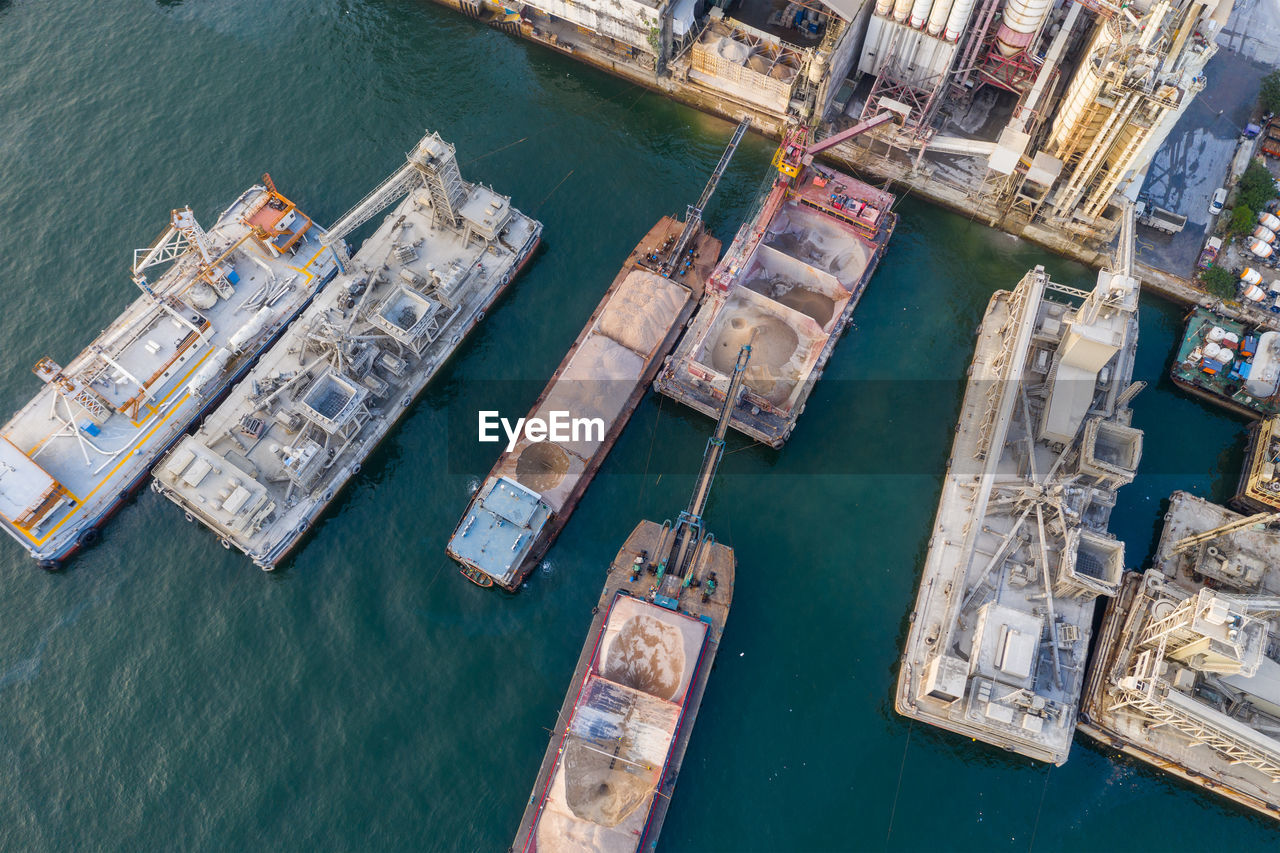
[663,344,751,579]
[662,116,751,273]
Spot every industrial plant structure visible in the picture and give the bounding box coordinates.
[485,0,1233,247]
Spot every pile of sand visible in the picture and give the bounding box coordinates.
[597,270,685,357]
[767,206,874,281]
[535,333,642,457]
[711,35,751,64]
[560,739,651,828]
[514,441,571,492]
[705,305,807,404]
[601,613,685,700]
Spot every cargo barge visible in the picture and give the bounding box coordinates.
[512,346,749,852]
[0,182,340,569]
[1170,307,1280,419]
[1080,491,1280,820]
[150,131,541,569]
[654,120,897,447]
[446,120,749,591]
[896,207,1143,764]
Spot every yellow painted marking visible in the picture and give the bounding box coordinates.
[14,347,216,547]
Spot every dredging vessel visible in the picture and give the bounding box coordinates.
[1170,307,1280,419]
[1081,491,1280,820]
[654,116,898,447]
[1234,415,1280,513]
[511,345,749,852]
[150,130,541,569]
[446,118,749,591]
[896,206,1144,764]
[0,181,340,569]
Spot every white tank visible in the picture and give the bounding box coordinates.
[1244,283,1268,302]
[1260,212,1280,231]
[187,282,219,310]
[1243,267,1265,285]
[1256,225,1277,244]
[1223,331,1241,347]
[1250,238,1275,259]
[1248,331,1280,397]
[909,0,934,29]
[943,0,977,40]
[995,0,1052,55]
[926,0,955,35]
[892,0,914,22]
[1204,341,1223,361]
[185,348,232,398]
[228,306,274,354]
[1208,326,1226,343]
[1217,349,1235,365]
[875,0,895,14]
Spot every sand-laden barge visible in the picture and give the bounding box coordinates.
[446,119,749,591]
[0,182,339,569]
[150,130,540,568]
[655,131,895,447]
[897,206,1144,764]
[1081,491,1280,819]
[512,346,749,852]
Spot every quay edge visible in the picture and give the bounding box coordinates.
[428,0,1254,322]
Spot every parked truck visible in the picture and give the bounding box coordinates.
[1263,118,1280,159]
[1197,235,1224,270]
[1135,199,1188,234]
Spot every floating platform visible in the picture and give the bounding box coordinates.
[446,218,720,591]
[654,165,895,447]
[0,184,340,568]
[1080,491,1280,820]
[897,255,1143,764]
[151,131,541,569]
[1171,307,1280,419]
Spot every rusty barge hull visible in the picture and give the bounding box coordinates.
[447,218,721,590]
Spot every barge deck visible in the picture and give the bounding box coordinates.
[446,218,719,591]
[447,118,749,591]
[150,131,541,568]
[0,182,339,568]
[512,346,749,852]
[1170,307,1280,420]
[1233,415,1280,513]
[654,159,895,447]
[896,206,1144,763]
[1080,491,1280,820]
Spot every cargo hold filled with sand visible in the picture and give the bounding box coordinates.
[496,269,688,510]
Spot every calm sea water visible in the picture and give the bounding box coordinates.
[0,1,1277,850]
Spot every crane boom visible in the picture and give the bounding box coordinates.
[773,109,902,178]
[322,159,425,248]
[663,116,751,272]
[1169,511,1280,556]
[804,110,898,160]
[665,344,752,578]
[322,129,464,249]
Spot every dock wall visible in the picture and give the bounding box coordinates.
[437,0,1263,323]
